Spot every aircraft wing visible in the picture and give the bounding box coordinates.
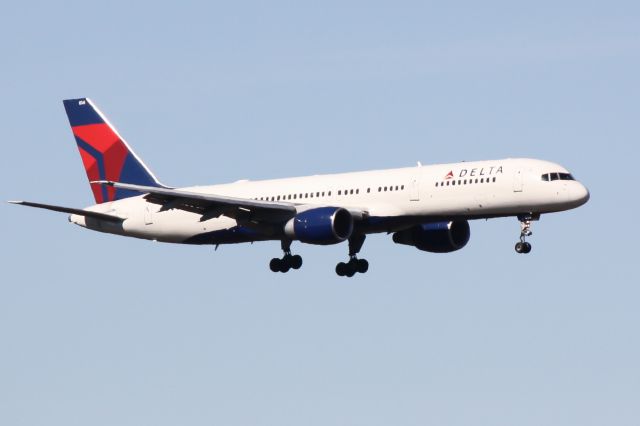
[9,200,125,222]
[93,181,297,222]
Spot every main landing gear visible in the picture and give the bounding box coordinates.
[515,214,537,254]
[336,234,369,277]
[270,240,302,273]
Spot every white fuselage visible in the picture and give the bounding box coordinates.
[71,158,590,244]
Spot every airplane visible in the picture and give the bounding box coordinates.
[10,98,590,277]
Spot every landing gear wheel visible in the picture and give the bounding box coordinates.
[290,254,303,270]
[280,258,291,273]
[269,240,303,273]
[357,258,369,273]
[335,234,369,277]
[345,264,356,278]
[514,214,538,254]
[270,258,282,272]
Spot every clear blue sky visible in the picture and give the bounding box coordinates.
[1,1,639,425]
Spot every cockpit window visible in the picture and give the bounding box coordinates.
[541,172,575,182]
[559,173,574,180]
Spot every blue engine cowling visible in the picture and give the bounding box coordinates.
[392,220,470,253]
[284,207,354,245]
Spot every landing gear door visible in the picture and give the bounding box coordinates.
[410,178,420,201]
[513,169,523,192]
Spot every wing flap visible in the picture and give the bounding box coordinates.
[92,180,297,222]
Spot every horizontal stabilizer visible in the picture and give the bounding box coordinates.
[8,200,124,222]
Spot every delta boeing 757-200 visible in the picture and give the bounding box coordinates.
[10,98,590,277]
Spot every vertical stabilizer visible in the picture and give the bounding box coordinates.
[63,98,164,204]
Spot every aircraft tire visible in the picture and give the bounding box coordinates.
[357,258,369,274]
[291,255,303,269]
[345,265,356,277]
[270,258,282,272]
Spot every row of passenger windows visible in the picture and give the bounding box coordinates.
[435,177,497,187]
[253,184,406,202]
[541,172,574,181]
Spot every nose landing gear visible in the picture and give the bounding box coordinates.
[269,240,303,273]
[336,234,369,277]
[515,214,538,254]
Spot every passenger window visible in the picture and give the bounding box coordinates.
[480,178,484,183]
[401,185,405,190]
[338,190,341,195]
[435,182,438,187]
[367,188,370,193]
[356,189,359,194]
[492,177,496,182]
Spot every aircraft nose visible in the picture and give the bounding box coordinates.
[573,183,590,206]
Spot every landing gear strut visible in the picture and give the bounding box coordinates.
[270,240,303,273]
[515,214,537,254]
[336,234,369,277]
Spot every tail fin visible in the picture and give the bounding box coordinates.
[63,98,165,204]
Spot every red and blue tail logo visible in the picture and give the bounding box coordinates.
[63,98,164,204]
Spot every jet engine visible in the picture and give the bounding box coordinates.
[392,220,470,253]
[284,207,353,245]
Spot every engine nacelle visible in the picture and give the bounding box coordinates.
[392,220,470,253]
[284,207,354,245]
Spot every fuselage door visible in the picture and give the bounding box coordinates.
[410,178,420,201]
[513,169,523,192]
